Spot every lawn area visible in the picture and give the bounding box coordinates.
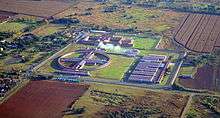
[90,54,134,80]
[179,66,195,76]
[0,22,27,33]
[133,37,159,50]
[32,24,64,36]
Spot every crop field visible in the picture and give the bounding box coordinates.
[0,80,89,118]
[174,14,220,53]
[186,95,220,118]
[90,54,134,80]
[179,65,220,92]
[0,0,73,18]
[64,83,189,118]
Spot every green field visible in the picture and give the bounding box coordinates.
[0,22,27,33]
[179,66,195,75]
[33,25,64,36]
[90,54,134,80]
[133,37,159,50]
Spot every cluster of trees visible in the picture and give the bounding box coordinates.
[90,90,131,106]
[52,18,80,25]
[0,32,14,41]
[103,4,119,12]
[102,106,163,118]
[14,18,45,32]
[185,54,216,67]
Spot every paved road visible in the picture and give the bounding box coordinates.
[31,43,72,72]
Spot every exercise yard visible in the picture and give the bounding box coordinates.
[90,54,134,80]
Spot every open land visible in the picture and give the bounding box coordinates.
[174,14,220,53]
[55,0,184,34]
[185,95,220,118]
[64,83,189,118]
[0,80,89,118]
[0,0,74,18]
[179,65,220,92]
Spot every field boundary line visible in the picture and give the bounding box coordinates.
[0,79,29,104]
[180,94,193,118]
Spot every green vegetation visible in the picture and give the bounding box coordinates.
[160,64,174,85]
[90,90,132,106]
[186,109,198,118]
[153,24,171,33]
[90,54,134,80]
[0,22,27,33]
[64,83,148,118]
[179,66,195,76]
[133,37,158,50]
[33,25,64,36]
[202,96,218,110]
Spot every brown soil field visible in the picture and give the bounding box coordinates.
[173,14,220,53]
[0,80,89,118]
[179,65,220,92]
[0,0,73,18]
[186,95,220,118]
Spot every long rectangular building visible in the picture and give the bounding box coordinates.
[128,55,167,83]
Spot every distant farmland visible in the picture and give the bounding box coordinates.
[0,81,89,118]
[0,0,73,18]
[173,14,220,53]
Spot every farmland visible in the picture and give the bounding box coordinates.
[173,14,220,53]
[0,0,74,18]
[64,83,189,118]
[0,80,89,118]
[178,65,220,92]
